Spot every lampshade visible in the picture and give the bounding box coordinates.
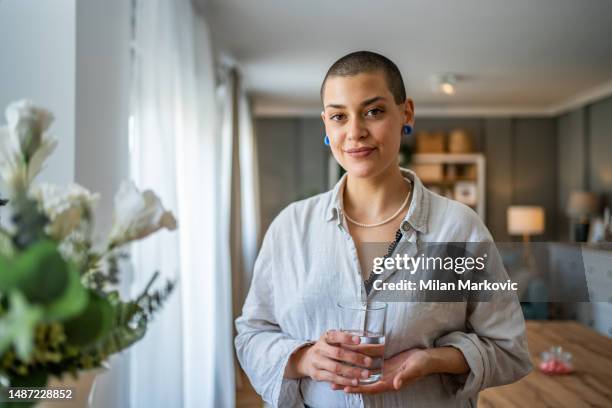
[507,206,545,235]
[566,191,599,217]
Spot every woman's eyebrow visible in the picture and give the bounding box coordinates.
[324,103,345,110]
[324,96,385,110]
[361,96,385,106]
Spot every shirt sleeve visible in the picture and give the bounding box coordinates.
[234,218,310,408]
[434,227,533,399]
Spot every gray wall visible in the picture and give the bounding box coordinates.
[414,117,558,241]
[512,119,558,241]
[557,95,612,238]
[75,0,131,237]
[0,0,76,191]
[74,0,132,407]
[558,109,587,238]
[483,119,513,241]
[255,118,328,231]
[588,97,612,197]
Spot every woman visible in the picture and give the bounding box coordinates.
[235,51,532,408]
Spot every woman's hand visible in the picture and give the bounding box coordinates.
[332,348,430,394]
[335,346,469,394]
[285,330,374,387]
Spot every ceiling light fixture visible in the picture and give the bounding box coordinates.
[431,74,458,96]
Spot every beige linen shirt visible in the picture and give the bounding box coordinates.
[235,168,532,408]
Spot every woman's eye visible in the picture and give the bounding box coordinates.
[330,114,345,121]
[366,108,384,117]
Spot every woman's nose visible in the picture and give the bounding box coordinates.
[346,118,367,141]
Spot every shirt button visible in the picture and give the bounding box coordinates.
[401,221,410,232]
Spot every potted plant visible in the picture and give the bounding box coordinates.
[0,100,176,407]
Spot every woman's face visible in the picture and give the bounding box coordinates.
[321,71,414,179]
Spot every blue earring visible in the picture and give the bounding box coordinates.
[324,135,330,145]
[402,125,413,135]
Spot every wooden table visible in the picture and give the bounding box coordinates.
[479,321,612,407]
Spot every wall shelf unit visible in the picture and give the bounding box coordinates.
[408,153,486,219]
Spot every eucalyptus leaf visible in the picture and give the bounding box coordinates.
[42,262,88,321]
[63,291,113,347]
[12,241,69,305]
[0,255,12,291]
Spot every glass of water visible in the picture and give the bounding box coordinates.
[337,300,387,384]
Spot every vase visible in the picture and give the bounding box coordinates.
[38,369,101,408]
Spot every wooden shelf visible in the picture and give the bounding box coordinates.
[409,153,486,220]
[410,152,484,164]
[423,177,477,185]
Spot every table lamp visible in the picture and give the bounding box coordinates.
[566,191,599,242]
[508,206,545,268]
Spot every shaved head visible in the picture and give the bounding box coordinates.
[321,51,407,104]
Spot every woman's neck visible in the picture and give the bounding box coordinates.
[343,165,410,224]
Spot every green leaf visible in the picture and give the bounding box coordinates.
[63,291,113,347]
[0,255,12,291]
[12,241,70,305]
[42,262,88,321]
[0,232,14,259]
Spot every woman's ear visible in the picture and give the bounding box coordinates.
[320,110,329,133]
[320,111,329,140]
[404,98,415,126]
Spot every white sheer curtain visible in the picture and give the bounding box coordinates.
[216,66,260,323]
[216,64,261,396]
[129,1,234,407]
[238,82,261,293]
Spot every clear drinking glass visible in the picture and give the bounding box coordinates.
[337,300,387,384]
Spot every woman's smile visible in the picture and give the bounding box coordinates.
[344,146,377,158]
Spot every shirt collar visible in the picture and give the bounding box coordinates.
[324,167,430,234]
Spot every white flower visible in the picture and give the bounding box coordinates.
[0,100,58,191]
[108,181,177,247]
[6,100,54,159]
[31,183,100,241]
[0,126,24,189]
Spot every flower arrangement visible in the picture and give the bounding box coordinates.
[0,100,176,404]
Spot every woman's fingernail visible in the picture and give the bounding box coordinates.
[361,370,369,379]
[352,379,358,385]
[352,336,360,344]
[364,357,372,366]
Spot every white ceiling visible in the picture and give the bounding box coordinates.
[203,0,612,116]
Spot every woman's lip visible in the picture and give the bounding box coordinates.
[345,147,376,157]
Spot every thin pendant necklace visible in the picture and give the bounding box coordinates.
[343,180,411,228]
